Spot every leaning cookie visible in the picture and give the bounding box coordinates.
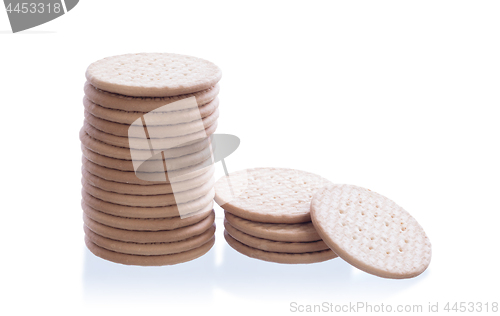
[310,184,432,279]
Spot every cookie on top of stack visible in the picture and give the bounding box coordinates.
[80,53,221,266]
[214,168,338,264]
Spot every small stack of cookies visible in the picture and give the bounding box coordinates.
[214,168,338,264]
[80,53,221,266]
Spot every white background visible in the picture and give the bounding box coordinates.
[1,1,499,315]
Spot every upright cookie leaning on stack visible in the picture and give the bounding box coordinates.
[80,53,221,266]
[215,168,338,264]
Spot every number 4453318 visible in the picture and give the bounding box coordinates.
[5,2,62,14]
[444,302,498,313]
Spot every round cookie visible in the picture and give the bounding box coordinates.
[82,121,217,151]
[310,184,432,279]
[82,200,213,231]
[85,53,222,97]
[224,231,336,264]
[85,234,215,266]
[81,143,213,173]
[215,168,332,224]
[83,95,219,125]
[224,212,321,242]
[81,188,215,218]
[82,175,214,207]
[83,211,215,243]
[80,126,213,159]
[82,165,215,195]
[84,107,219,138]
[84,224,216,255]
[84,81,220,112]
[224,219,329,253]
[82,156,214,185]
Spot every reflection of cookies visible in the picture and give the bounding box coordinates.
[83,96,218,125]
[85,224,216,255]
[215,168,332,224]
[85,234,215,266]
[85,53,222,97]
[83,211,215,243]
[82,200,213,231]
[82,164,215,195]
[84,107,219,138]
[224,212,321,242]
[82,157,214,185]
[224,231,336,264]
[311,184,432,279]
[224,219,329,253]
[81,188,215,218]
[82,175,214,207]
[84,81,220,112]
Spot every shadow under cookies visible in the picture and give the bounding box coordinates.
[83,240,427,304]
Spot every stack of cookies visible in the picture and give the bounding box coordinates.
[214,168,338,264]
[80,53,221,266]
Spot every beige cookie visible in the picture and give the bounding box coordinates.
[80,127,212,160]
[82,120,218,151]
[84,81,220,112]
[81,143,213,173]
[84,106,219,138]
[83,96,218,125]
[310,184,432,279]
[82,156,214,185]
[81,188,215,218]
[82,165,215,195]
[224,212,321,242]
[82,174,214,207]
[82,200,213,231]
[84,224,215,255]
[224,231,336,264]
[83,211,215,243]
[85,53,222,97]
[224,220,329,253]
[85,234,215,266]
[215,168,332,224]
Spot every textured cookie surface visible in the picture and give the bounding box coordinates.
[82,200,213,231]
[310,184,432,279]
[224,220,329,253]
[224,212,321,242]
[85,53,222,97]
[224,231,336,264]
[84,107,219,138]
[84,81,220,112]
[85,224,215,255]
[83,96,218,125]
[85,235,215,266]
[82,164,215,195]
[83,211,215,243]
[82,156,214,185]
[82,175,214,207]
[81,188,215,218]
[215,168,332,223]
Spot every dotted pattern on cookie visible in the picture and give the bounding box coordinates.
[310,184,432,279]
[85,53,222,97]
[215,168,332,223]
